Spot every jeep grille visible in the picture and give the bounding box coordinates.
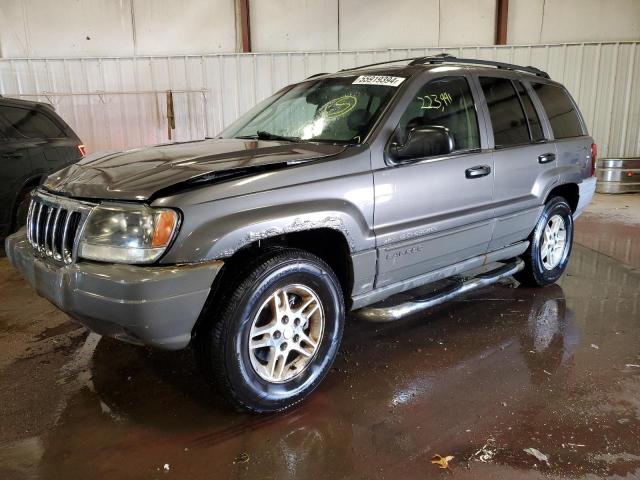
[26,191,94,264]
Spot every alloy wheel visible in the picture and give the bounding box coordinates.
[540,214,567,270]
[248,284,324,383]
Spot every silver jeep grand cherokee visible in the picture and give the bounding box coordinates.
[6,55,597,413]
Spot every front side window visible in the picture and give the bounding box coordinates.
[531,83,584,139]
[0,113,11,139]
[0,106,20,138]
[395,76,480,152]
[0,106,64,139]
[221,75,403,143]
[480,77,530,148]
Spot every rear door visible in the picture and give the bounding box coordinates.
[373,74,494,287]
[528,82,592,181]
[476,76,557,251]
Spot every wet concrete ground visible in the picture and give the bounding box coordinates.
[1,194,639,479]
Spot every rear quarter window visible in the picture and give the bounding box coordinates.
[0,105,65,139]
[531,83,584,139]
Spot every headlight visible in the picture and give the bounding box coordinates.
[78,203,179,264]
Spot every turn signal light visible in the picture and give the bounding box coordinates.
[78,144,87,157]
[590,143,597,177]
[152,210,178,248]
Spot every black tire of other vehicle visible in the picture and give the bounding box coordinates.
[12,186,32,233]
[516,196,574,287]
[195,248,344,413]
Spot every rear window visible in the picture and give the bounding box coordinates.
[480,77,530,148]
[0,105,64,139]
[531,83,584,139]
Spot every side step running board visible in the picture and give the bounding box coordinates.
[352,259,524,322]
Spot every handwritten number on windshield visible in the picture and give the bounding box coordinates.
[419,92,453,112]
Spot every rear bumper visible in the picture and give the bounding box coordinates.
[574,177,597,219]
[5,229,223,350]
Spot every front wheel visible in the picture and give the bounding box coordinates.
[195,248,344,413]
[12,187,32,233]
[516,196,574,287]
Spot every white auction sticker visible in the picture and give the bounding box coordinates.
[352,75,405,87]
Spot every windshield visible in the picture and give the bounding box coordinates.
[220,75,406,143]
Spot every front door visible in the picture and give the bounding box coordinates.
[0,111,32,233]
[373,75,494,288]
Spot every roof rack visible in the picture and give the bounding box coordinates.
[339,57,426,72]
[409,54,550,78]
[340,53,550,79]
[306,72,330,79]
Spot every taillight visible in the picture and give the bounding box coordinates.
[590,143,597,177]
[78,144,87,157]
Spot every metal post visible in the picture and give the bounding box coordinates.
[166,90,175,141]
[495,0,509,45]
[238,0,251,53]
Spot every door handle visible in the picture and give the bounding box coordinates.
[538,152,556,164]
[465,165,491,179]
[1,152,24,159]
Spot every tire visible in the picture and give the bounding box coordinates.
[195,248,345,413]
[12,187,33,233]
[516,196,574,287]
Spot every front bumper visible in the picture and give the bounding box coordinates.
[5,229,223,350]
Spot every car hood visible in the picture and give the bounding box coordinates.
[43,138,346,201]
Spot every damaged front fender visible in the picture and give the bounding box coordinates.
[154,152,376,264]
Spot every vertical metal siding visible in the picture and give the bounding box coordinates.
[1,42,638,157]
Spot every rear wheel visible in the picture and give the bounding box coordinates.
[195,248,344,413]
[516,196,574,287]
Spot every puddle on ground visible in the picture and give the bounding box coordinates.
[0,242,639,480]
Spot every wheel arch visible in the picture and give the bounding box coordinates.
[191,228,354,339]
[227,228,352,301]
[546,183,579,213]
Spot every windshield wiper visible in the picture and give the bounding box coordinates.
[236,131,301,142]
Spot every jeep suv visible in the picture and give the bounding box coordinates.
[5,55,596,413]
[0,96,85,241]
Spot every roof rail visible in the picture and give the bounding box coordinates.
[306,72,330,79]
[339,57,425,72]
[408,53,550,78]
[338,53,550,79]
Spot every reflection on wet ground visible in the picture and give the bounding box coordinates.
[574,215,640,270]
[1,216,640,479]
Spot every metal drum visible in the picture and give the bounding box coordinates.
[596,158,640,194]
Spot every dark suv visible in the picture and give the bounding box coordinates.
[0,96,85,239]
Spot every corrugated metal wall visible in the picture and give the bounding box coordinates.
[0,41,638,157]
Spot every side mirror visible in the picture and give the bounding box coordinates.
[390,126,455,162]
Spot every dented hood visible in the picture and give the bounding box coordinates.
[44,138,346,201]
